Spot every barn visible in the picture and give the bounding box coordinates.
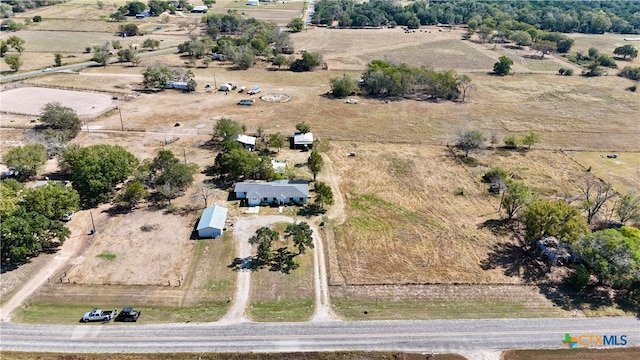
[196,205,228,238]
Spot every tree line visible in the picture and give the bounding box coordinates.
[330,60,473,102]
[311,0,640,34]
[455,129,640,306]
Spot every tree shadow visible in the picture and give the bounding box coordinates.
[101,205,133,217]
[297,204,326,217]
[481,241,549,282]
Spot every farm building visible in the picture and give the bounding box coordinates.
[236,134,257,150]
[293,132,313,149]
[191,5,208,13]
[196,205,228,238]
[234,180,309,206]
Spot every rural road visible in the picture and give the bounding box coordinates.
[0,47,177,83]
[1,317,638,354]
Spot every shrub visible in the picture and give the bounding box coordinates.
[32,15,42,22]
[618,66,640,81]
[504,135,519,148]
[627,85,637,92]
[483,167,508,184]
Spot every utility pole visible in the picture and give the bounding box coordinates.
[183,148,187,164]
[89,211,96,235]
[117,107,124,131]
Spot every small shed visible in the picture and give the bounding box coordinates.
[293,132,313,149]
[236,134,257,150]
[196,206,228,238]
[192,5,208,13]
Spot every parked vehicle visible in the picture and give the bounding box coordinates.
[81,309,113,323]
[114,307,141,322]
[238,99,255,106]
[247,87,262,95]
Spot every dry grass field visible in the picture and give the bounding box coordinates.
[1,3,639,323]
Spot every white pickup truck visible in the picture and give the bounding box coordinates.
[81,309,113,323]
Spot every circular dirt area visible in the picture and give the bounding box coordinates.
[0,87,115,118]
[260,93,291,102]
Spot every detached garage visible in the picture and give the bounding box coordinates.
[196,206,228,238]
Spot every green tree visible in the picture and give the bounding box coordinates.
[39,102,83,141]
[493,55,513,76]
[314,181,334,208]
[574,227,640,287]
[142,38,161,51]
[307,150,323,181]
[296,121,311,134]
[532,39,557,58]
[267,133,286,153]
[0,179,23,217]
[455,129,485,157]
[142,150,198,201]
[92,49,110,67]
[61,145,139,205]
[214,118,244,144]
[501,180,531,219]
[22,182,79,220]
[522,199,588,244]
[6,36,25,53]
[248,226,279,267]
[290,52,323,72]
[329,74,358,98]
[504,135,519,149]
[521,132,540,149]
[271,54,288,69]
[142,64,172,88]
[119,23,139,36]
[617,189,640,225]
[285,222,314,254]
[0,40,8,57]
[126,1,145,15]
[457,74,473,102]
[114,180,148,208]
[287,17,304,32]
[54,53,62,67]
[2,144,47,180]
[614,44,638,60]
[4,53,22,72]
[510,30,532,47]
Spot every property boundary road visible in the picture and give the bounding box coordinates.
[1,317,638,354]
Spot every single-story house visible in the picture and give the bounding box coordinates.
[196,205,228,238]
[234,180,309,206]
[236,134,257,150]
[191,5,208,13]
[293,132,313,149]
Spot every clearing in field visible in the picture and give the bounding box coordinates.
[0,87,115,118]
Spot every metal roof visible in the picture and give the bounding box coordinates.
[234,180,309,199]
[236,134,257,146]
[196,205,228,231]
[293,132,313,145]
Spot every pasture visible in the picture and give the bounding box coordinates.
[1,3,639,323]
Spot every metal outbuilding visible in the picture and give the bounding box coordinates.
[196,206,228,238]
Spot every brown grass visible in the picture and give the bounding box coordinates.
[0,352,467,360]
[503,347,640,360]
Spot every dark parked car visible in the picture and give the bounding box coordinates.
[114,307,141,322]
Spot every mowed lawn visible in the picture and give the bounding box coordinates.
[248,223,315,322]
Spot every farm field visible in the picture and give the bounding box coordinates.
[1,1,639,326]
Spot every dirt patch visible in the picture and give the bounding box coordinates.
[261,93,292,102]
[0,87,115,118]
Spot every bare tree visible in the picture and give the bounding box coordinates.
[616,189,640,224]
[581,180,616,224]
[192,183,213,208]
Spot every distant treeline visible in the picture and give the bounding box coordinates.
[311,0,640,34]
[0,0,67,17]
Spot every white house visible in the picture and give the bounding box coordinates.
[236,134,257,150]
[293,132,313,149]
[234,180,309,206]
[196,205,228,238]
